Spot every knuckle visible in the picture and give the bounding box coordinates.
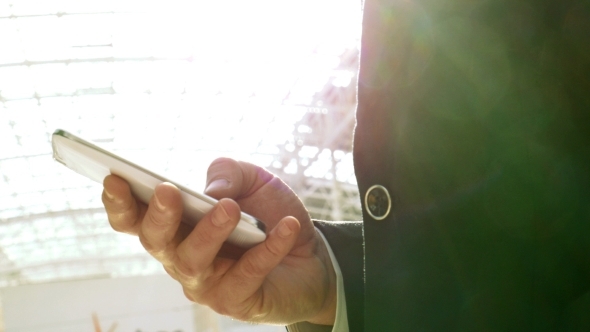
[205,293,257,321]
[232,310,249,321]
[193,225,216,247]
[182,287,195,302]
[239,256,266,279]
[138,234,162,257]
[173,259,200,279]
[107,217,126,233]
[233,310,250,320]
[146,210,172,227]
[209,302,235,318]
[233,301,260,322]
[163,264,179,281]
[264,238,284,257]
[247,162,274,184]
[105,200,142,234]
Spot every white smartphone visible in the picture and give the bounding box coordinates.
[51,129,266,248]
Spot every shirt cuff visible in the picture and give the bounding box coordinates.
[316,227,349,332]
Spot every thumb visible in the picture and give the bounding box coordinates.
[206,158,315,247]
[204,157,274,200]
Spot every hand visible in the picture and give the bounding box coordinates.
[101,158,337,325]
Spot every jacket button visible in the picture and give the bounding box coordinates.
[365,185,392,220]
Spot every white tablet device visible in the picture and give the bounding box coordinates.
[51,129,266,248]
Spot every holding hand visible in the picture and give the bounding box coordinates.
[101,158,337,325]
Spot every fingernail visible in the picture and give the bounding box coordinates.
[278,221,293,238]
[154,192,166,211]
[212,204,230,226]
[205,179,230,194]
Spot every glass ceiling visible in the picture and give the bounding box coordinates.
[0,0,361,286]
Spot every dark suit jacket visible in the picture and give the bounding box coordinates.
[291,0,590,331]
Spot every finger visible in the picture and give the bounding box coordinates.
[204,158,310,235]
[174,198,241,284]
[218,216,300,304]
[138,182,184,262]
[204,157,273,200]
[102,174,145,235]
[161,221,195,281]
[163,264,179,281]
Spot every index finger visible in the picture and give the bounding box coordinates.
[102,174,146,235]
[213,216,300,317]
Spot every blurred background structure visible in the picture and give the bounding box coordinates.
[0,0,361,330]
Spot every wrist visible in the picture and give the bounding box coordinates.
[306,229,338,326]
